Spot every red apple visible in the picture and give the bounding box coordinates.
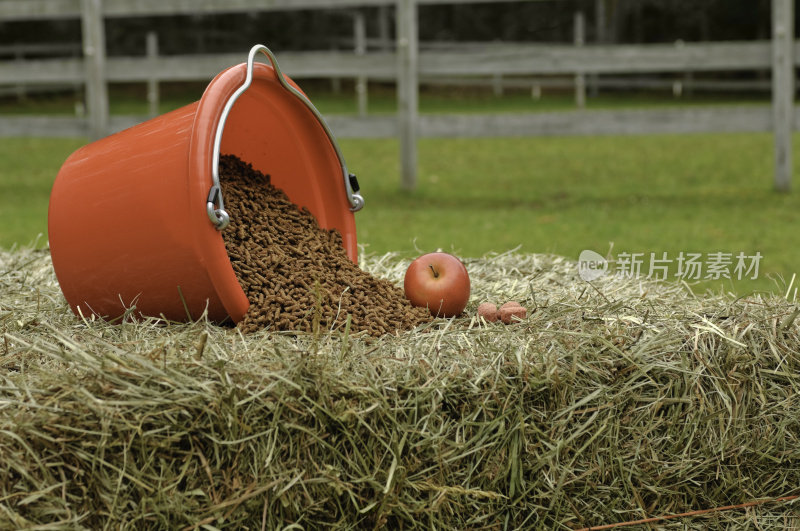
[404,252,470,317]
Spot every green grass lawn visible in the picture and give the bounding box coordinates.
[0,137,84,249]
[2,132,798,296]
[308,84,771,115]
[0,79,797,296]
[0,81,771,117]
[344,133,799,296]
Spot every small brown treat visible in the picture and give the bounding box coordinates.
[477,302,498,322]
[499,301,523,310]
[499,305,527,324]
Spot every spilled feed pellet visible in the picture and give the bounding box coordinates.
[219,154,432,336]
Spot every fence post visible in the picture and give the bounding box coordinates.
[331,43,342,94]
[772,0,794,192]
[146,31,160,118]
[81,0,108,140]
[492,74,504,97]
[378,6,392,51]
[574,11,586,109]
[397,0,418,190]
[590,0,605,98]
[354,10,368,117]
[14,48,28,101]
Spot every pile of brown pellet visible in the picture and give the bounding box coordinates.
[219,154,432,336]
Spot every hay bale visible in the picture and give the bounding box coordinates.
[2,248,800,528]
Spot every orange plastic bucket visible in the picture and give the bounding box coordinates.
[48,45,363,323]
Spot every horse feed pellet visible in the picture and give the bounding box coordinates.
[219,154,432,336]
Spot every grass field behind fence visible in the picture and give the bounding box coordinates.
[0,82,772,117]
[1,129,798,295]
[0,86,798,295]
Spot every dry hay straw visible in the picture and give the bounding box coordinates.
[2,247,800,529]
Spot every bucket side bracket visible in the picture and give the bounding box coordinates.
[206,185,229,230]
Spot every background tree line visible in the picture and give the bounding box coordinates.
[0,0,780,59]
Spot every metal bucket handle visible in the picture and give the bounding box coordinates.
[207,44,364,230]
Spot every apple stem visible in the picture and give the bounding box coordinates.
[429,264,439,278]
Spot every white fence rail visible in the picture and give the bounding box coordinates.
[0,0,519,19]
[1,41,785,84]
[0,105,789,139]
[0,0,795,191]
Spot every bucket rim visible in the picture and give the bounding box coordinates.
[187,63,255,324]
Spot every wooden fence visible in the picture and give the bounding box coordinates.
[0,0,795,191]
